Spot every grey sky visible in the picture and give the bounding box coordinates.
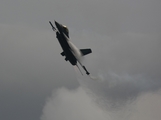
[0,0,161,120]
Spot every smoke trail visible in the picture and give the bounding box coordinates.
[89,72,105,81]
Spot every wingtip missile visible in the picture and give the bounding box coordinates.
[49,21,56,31]
[82,66,90,75]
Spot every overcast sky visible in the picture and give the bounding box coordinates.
[0,0,161,120]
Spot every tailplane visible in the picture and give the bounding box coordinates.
[80,49,92,56]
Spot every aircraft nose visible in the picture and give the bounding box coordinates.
[55,21,62,28]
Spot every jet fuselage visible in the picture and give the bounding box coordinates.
[49,21,91,75]
[55,21,79,65]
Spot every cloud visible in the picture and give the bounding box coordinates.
[41,87,111,120]
[41,86,161,120]
[128,91,161,120]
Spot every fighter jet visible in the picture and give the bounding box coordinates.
[49,21,92,75]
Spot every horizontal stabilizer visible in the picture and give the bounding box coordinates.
[80,49,92,56]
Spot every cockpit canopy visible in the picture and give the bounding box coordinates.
[62,25,69,38]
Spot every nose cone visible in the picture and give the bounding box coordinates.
[55,21,62,29]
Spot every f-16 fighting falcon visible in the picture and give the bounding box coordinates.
[49,21,92,75]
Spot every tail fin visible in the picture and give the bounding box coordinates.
[80,49,92,56]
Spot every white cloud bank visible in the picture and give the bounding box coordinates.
[41,87,111,120]
[41,86,161,120]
